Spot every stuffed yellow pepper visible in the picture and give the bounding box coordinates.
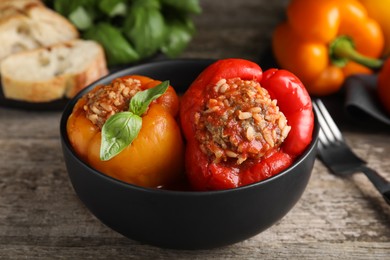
[67,75,185,188]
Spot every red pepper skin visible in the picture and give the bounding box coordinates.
[261,69,314,156]
[180,59,314,191]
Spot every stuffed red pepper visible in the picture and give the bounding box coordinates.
[180,58,314,190]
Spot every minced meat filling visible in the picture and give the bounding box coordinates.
[84,77,142,128]
[194,77,291,164]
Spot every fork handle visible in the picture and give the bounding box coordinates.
[360,165,390,205]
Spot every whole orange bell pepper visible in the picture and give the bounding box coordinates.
[359,0,390,56]
[272,0,384,96]
[67,75,185,188]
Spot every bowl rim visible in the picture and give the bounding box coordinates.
[60,58,319,196]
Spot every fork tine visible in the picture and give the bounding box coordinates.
[311,104,326,145]
[316,124,328,147]
[312,100,333,146]
[315,99,344,141]
[313,99,344,146]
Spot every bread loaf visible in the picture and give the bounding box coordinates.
[0,0,43,13]
[1,39,109,102]
[0,0,78,64]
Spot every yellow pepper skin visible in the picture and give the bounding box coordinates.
[359,0,390,56]
[67,75,185,189]
[272,0,384,96]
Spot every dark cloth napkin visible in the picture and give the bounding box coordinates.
[343,74,390,125]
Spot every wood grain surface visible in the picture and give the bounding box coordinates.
[1,0,390,259]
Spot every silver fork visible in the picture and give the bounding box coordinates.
[313,98,390,205]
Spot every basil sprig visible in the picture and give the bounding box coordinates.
[44,0,201,66]
[100,80,170,161]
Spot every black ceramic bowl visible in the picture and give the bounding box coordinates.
[60,59,319,250]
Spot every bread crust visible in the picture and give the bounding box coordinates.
[0,1,107,103]
[0,0,43,19]
[1,40,108,102]
[0,1,78,62]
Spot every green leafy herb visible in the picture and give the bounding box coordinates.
[130,80,169,116]
[52,0,82,16]
[98,0,127,17]
[100,80,170,161]
[161,18,195,58]
[68,6,92,30]
[100,112,142,161]
[45,0,201,66]
[123,1,166,59]
[83,23,139,66]
[160,0,202,14]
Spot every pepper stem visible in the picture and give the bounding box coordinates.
[329,35,383,69]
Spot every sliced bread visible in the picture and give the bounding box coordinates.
[0,0,43,13]
[0,1,78,63]
[1,39,108,102]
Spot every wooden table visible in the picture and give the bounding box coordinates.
[1,1,390,259]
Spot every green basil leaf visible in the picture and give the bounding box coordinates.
[161,19,194,58]
[123,2,166,59]
[100,80,169,160]
[99,0,127,17]
[131,0,161,9]
[52,0,95,16]
[52,0,80,16]
[160,0,201,14]
[100,112,142,161]
[49,0,200,67]
[68,6,92,30]
[130,80,170,116]
[83,23,139,66]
